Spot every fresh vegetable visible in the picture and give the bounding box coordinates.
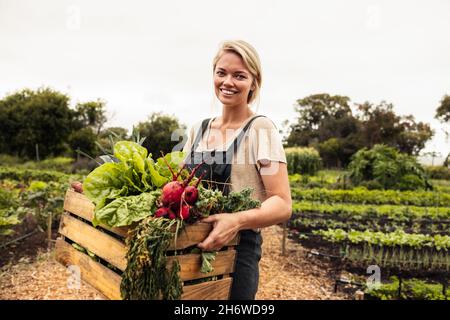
[70,181,83,193]
[94,191,161,227]
[79,140,263,300]
[158,156,205,220]
[121,216,183,300]
[155,158,204,220]
[200,251,218,274]
[82,141,186,227]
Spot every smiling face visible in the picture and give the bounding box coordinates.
[213,51,255,108]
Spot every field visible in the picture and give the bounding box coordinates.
[288,170,450,300]
[1,164,449,300]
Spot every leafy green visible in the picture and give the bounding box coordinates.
[121,216,183,300]
[94,191,160,227]
[200,251,217,273]
[83,140,187,227]
[114,141,148,163]
[83,162,129,211]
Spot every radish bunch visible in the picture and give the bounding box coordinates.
[154,157,205,221]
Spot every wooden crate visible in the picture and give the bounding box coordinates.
[55,189,239,300]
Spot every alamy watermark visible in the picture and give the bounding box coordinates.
[66,265,81,290]
[366,265,381,290]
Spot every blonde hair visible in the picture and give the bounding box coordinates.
[212,40,262,105]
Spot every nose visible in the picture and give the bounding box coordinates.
[222,74,234,87]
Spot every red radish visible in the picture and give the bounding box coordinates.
[183,186,198,205]
[168,209,177,220]
[155,207,169,218]
[182,170,205,205]
[159,156,205,210]
[157,154,206,220]
[179,205,190,220]
[161,181,184,209]
[71,181,83,193]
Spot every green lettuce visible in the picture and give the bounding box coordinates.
[94,191,161,227]
[83,140,186,227]
[83,162,129,211]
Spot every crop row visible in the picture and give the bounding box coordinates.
[291,187,450,207]
[292,201,450,220]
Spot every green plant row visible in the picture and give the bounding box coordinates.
[313,229,450,251]
[0,166,83,184]
[291,187,450,207]
[289,215,450,235]
[292,201,450,220]
[365,276,450,300]
[0,179,67,237]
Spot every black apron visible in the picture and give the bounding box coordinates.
[186,115,264,300]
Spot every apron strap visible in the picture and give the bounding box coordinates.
[189,114,266,160]
[227,115,266,157]
[190,118,212,155]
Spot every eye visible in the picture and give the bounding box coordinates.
[216,71,225,76]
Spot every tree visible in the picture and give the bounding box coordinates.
[135,112,186,156]
[356,102,433,155]
[286,93,352,146]
[98,127,129,140]
[435,94,450,167]
[67,127,98,157]
[435,95,450,123]
[285,93,362,167]
[285,94,434,168]
[0,88,76,159]
[74,100,108,135]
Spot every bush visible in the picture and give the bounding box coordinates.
[425,166,450,180]
[347,144,431,191]
[0,154,26,166]
[285,147,322,175]
[22,157,74,173]
[0,166,83,183]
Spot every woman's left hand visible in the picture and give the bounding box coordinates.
[197,213,242,251]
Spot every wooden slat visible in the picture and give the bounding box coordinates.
[55,239,122,300]
[181,277,233,300]
[59,213,236,281]
[167,250,236,281]
[58,213,128,271]
[169,223,240,250]
[63,189,129,238]
[64,188,239,249]
[55,238,233,300]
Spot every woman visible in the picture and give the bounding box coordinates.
[182,40,292,300]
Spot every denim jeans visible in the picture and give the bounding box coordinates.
[230,229,263,300]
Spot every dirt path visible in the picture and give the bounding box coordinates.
[0,225,348,300]
[256,225,348,300]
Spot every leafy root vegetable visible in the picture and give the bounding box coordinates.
[157,155,205,220]
[71,181,83,193]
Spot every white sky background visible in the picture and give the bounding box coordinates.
[1,0,449,163]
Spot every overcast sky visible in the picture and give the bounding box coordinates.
[1,0,449,162]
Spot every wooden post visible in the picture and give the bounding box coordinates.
[47,213,52,247]
[281,222,287,256]
[35,143,40,162]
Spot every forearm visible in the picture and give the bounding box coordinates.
[234,195,292,231]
